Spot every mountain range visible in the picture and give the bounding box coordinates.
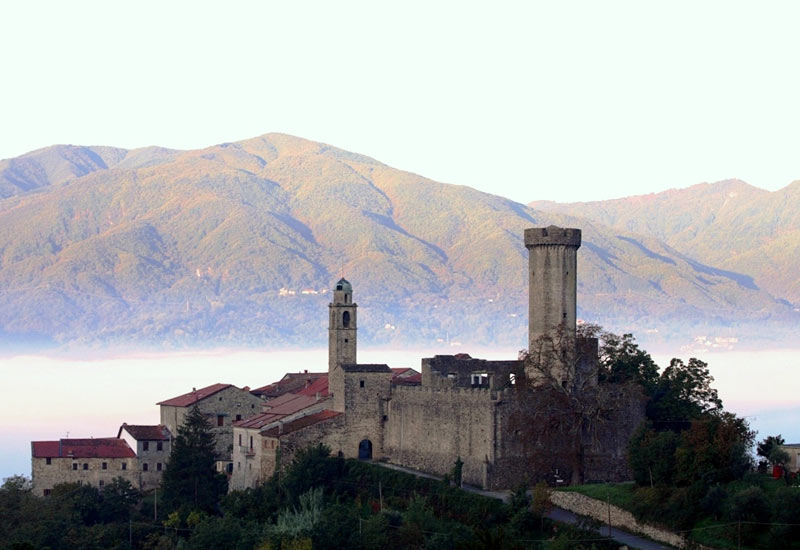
[0,134,796,350]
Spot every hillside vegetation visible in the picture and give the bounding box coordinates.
[0,134,795,348]
[532,179,800,305]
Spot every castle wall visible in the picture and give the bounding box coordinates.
[384,386,500,488]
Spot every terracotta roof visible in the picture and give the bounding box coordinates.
[250,372,327,399]
[32,438,136,459]
[264,393,321,415]
[157,383,232,407]
[262,410,342,438]
[233,412,284,429]
[339,363,391,373]
[118,424,171,440]
[393,372,422,386]
[295,376,329,397]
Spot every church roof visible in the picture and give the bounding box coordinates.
[334,278,352,292]
[339,363,391,373]
[261,410,342,438]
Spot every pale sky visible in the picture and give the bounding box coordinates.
[2,1,799,203]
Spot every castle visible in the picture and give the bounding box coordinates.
[31,226,645,494]
[228,225,645,490]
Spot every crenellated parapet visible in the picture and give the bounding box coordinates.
[524,226,581,248]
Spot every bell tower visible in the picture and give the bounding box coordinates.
[328,278,357,373]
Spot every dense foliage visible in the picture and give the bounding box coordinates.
[2,446,620,550]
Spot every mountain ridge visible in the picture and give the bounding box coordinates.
[0,134,795,350]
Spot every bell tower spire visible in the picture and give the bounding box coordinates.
[328,278,357,373]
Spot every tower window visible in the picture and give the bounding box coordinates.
[345,293,350,303]
[360,380,365,388]
[344,339,348,343]
[342,311,350,327]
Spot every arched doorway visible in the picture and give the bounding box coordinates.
[358,439,372,460]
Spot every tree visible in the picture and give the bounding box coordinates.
[647,357,722,430]
[161,405,228,514]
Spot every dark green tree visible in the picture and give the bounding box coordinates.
[161,405,228,514]
[647,357,722,430]
[597,331,659,392]
[99,477,140,523]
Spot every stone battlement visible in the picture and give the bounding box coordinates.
[524,225,581,248]
[392,384,508,402]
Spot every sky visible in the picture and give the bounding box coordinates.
[2,1,800,203]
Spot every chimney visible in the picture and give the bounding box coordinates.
[278,422,283,435]
[315,391,320,402]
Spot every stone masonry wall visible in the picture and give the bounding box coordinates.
[384,386,498,488]
[550,491,692,549]
[160,386,262,461]
[32,457,139,495]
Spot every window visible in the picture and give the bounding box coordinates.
[46,457,51,465]
[143,463,148,472]
[509,373,517,385]
[342,311,350,327]
[219,397,223,401]
[157,441,163,451]
[72,463,78,471]
[83,463,88,470]
[99,480,104,487]
[217,415,224,427]
[157,463,162,472]
[238,434,242,446]
[249,463,252,470]
[43,489,51,496]
[236,414,242,421]
[359,380,365,388]
[122,463,127,470]
[238,462,241,470]
[471,373,488,386]
[249,436,253,449]
[102,462,107,470]
[143,441,149,451]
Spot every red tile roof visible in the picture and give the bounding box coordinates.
[157,383,232,407]
[32,438,136,459]
[233,412,284,429]
[295,376,329,397]
[261,410,342,438]
[251,372,327,399]
[118,424,171,440]
[393,372,422,386]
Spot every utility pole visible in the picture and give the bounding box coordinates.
[154,487,158,521]
[379,480,383,512]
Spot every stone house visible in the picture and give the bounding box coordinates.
[117,424,172,491]
[31,438,138,496]
[157,382,262,468]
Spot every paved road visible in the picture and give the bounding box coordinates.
[373,461,676,550]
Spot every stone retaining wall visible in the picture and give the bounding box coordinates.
[551,491,689,549]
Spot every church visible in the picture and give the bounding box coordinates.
[228,225,645,490]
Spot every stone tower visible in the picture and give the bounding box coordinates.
[524,226,581,380]
[328,278,357,373]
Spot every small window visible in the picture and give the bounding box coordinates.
[46,457,51,465]
[359,380,365,388]
[342,311,350,327]
[382,415,388,421]
[219,397,223,401]
[509,373,517,385]
[143,463,148,472]
[249,436,253,449]
[83,463,88,471]
[238,462,241,470]
[72,463,78,471]
[157,441,163,451]
[249,463,252,470]
[236,414,242,421]
[251,404,255,408]
[143,441,149,451]
[239,434,242,446]
[217,415,224,427]
[43,489,51,496]
[122,463,127,471]
[344,338,348,343]
[99,480,104,487]
[157,463,162,472]
[102,462,107,470]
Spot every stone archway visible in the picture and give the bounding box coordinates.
[358,439,372,460]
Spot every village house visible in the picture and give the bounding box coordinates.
[31,438,138,496]
[157,382,262,470]
[781,443,800,473]
[117,424,172,491]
